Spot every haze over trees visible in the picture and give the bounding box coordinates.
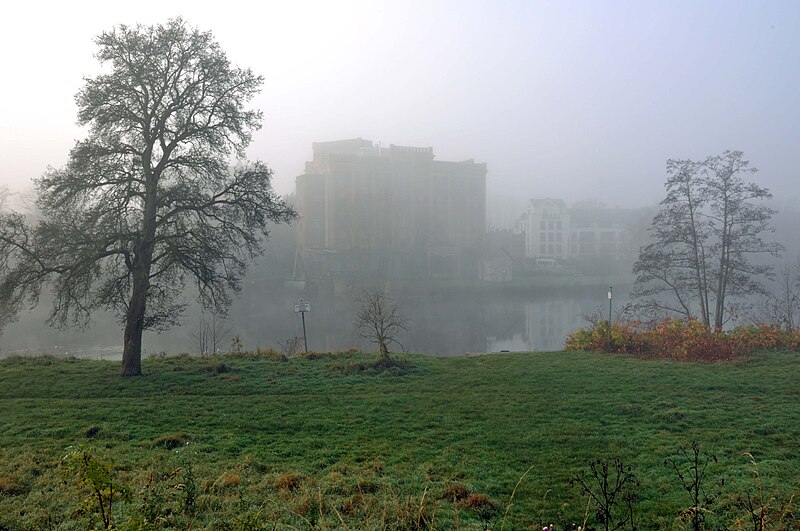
[633,151,782,331]
[0,19,295,376]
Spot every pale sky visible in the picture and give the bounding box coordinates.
[1,0,799,210]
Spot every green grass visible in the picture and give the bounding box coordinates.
[0,350,799,529]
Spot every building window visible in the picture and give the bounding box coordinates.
[540,220,546,230]
[540,244,546,254]
[556,221,562,230]
[548,220,554,230]
[548,244,554,254]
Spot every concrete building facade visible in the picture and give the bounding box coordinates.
[295,138,487,279]
[515,198,651,263]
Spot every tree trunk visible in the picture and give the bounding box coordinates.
[714,209,731,332]
[121,268,149,376]
[379,340,390,360]
[121,168,158,376]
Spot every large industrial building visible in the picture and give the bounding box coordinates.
[295,138,487,280]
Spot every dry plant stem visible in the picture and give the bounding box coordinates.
[501,464,535,531]
[418,485,429,527]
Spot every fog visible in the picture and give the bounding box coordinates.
[3,1,799,206]
[2,1,800,356]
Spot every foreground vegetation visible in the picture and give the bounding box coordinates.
[565,319,800,361]
[0,349,798,529]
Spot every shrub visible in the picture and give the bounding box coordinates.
[665,442,723,530]
[328,357,413,376]
[564,318,800,362]
[278,337,303,358]
[571,458,639,531]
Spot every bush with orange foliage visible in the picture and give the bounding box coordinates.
[565,318,800,361]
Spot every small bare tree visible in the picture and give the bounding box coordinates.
[355,289,409,360]
[278,336,303,358]
[189,310,231,355]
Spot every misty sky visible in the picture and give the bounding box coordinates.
[2,0,799,210]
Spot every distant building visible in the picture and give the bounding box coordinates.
[568,207,646,258]
[515,198,571,260]
[295,138,487,279]
[514,199,651,263]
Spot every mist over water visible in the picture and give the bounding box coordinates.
[0,283,631,359]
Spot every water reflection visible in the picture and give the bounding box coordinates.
[0,284,630,359]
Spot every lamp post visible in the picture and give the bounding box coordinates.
[607,286,613,342]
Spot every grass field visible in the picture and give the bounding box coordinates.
[0,350,798,529]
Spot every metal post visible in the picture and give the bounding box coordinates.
[300,299,309,353]
[301,309,308,353]
[608,286,613,342]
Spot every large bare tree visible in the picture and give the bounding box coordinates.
[0,19,295,375]
[633,151,781,330]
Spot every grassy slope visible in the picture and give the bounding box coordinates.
[0,351,798,529]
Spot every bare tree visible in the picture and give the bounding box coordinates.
[0,186,17,340]
[633,158,711,324]
[278,336,303,358]
[355,289,409,360]
[189,310,232,355]
[633,151,781,330]
[0,19,296,375]
[749,256,800,330]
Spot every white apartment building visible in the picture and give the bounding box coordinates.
[515,199,650,262]
[515,198,571,260]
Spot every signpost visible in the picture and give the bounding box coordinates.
[293,299,310,353]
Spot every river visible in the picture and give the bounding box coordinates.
[0,282,632,359]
